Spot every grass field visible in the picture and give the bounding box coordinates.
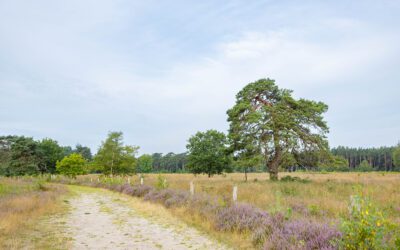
[2,172,399,249]
[76,172,400,223]
[0,177,70,249]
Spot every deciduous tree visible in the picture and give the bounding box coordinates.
[137,154,153,173]
[94,132,138,175]
[56,153,86,178]
[186,130,231,177]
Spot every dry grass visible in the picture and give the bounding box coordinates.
[80,172,400,224]
[0,177,69,249]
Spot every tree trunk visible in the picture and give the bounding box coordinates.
[268,160,279,181]
[268,133,282,181]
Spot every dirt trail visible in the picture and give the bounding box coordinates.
[65,189,227,250]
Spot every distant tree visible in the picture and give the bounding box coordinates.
[229,137,263,180]
[0,136,14,175]
[319,154,349,171]
[186,130,231,177]
[62,146,74,157]
[8,136,41,176]
[56,153,86,178]
[357,160,373,172]
[94,132,139,175]
[37,138,64,173]
[227,78,329,180]
[74,144,92,161]
[151,153,163,171]
[137,154,153,173]
[279,152,297,171]
[392,144,400,171]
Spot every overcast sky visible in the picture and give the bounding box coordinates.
[0,0,399,154]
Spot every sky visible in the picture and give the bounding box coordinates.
[0,0,399,154]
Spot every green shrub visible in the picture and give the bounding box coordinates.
[156,174,168,190]
[341,195,400,249]
[56,153,86,178]
[280,175,310,183]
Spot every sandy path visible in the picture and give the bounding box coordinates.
[65,190,227,250]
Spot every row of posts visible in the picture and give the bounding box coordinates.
[89,176,238,202]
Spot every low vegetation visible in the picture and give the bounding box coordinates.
[49,172,400,249]
[0,177,68,249]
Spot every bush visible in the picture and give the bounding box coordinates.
[280,175,310,183]
[156,174,168,190]
[56,153,86,178]
[264,219,341,250]
[341,195,400,249]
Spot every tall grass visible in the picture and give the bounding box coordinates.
[0,177,67,249]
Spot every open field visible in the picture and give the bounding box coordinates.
[50,172,400,249]
[75,172,400,223]
[1,172,399,249]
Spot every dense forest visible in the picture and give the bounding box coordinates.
[331,146,396,171]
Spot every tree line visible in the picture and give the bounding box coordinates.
[331,146,399,171]
[1,78,399,178]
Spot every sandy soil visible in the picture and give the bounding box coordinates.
[65,190,227,250]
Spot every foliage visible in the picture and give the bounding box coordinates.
[151,152,187,173]
[94,131,139,175]
[356,160,373,172]
[137,154,153,173]
[56,153,86,178]
[227,78,329,180]
[392,144,400,171]
[186,130,232,177]
[155,174,168,190]
[341,195,400,249]
[319,154,350,172]
[280,175,310,183]
[74,144,92,161]
[7,136,41,176]
[37,138,64,173]
[332,146,396,171]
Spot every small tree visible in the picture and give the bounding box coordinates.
[227,78,329,180]
[137,154,153,173]
[56,153,86,178]
[186,130,231,177]
[94,132,139,175]
[357,160,373,172]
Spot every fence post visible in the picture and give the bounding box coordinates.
[190,181,194,196]
[128,177,131,185]
[90,178,93,183]
[140,177,144,185]
[233,185,238,202]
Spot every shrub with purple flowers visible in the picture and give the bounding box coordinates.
[264,219,341,250]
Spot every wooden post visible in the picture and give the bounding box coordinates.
[190,181,194,196]
[140,177,144,185]
[233,185,238,202]
[97,177,99,183]
[163,178,167,188]
[128,177,131,185]
[90,178,93,183]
